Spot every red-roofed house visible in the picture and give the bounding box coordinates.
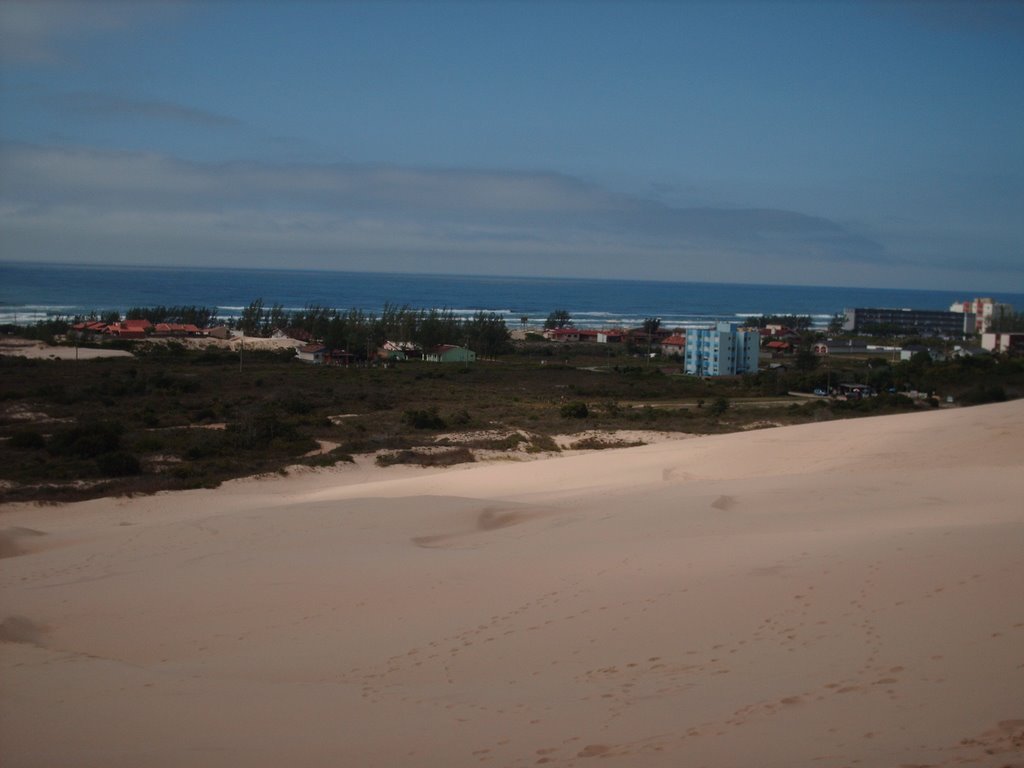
[70,321,109,338]
[153,323,203,337]
[544,328,580,342]
[597,330,624,343]
[766,340,792,354]
[107,319,152,339]
[660,334,686,356]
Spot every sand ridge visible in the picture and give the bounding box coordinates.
[2,401,1023,767]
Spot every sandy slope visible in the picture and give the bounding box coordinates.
[2,402,1023,768]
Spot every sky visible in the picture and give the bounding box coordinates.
[1,0,1022,291]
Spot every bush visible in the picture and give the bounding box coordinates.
[96,450,142,477]
[709,397,730,417]
[448,408,472,426]
[132,435,166,452]
[402,408,447,430]
[525,434,560,453]
[304,449,355,467]
[9,430,46,450]
[568,436,645,450]
[960,385,1007,405]
[49,421,124,458]
[228,408,298,449]
[376,448,475,467]
[560,401,589,419]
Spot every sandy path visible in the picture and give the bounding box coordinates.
[2,402,1023,767]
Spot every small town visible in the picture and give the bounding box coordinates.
[57,296,1022,383]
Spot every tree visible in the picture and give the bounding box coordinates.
[239,298,265,336]
[267,303,288,333]
[461,312,511,356]
[544,309,572,330]
[642,317,661,360]
[794,346,819,372]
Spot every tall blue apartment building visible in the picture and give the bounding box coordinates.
[684,322,760,376]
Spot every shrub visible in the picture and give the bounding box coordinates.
[132,435,166,452]
[960,385,1007,405]
[228,408,298,449]
[402,408,447,430]
[709,397,730,417]
[448,408,472,426]
[277,394,313,415]
[49,421,123,458]
[9,430,46,450]
[525,434,560,453]
[305,449,355,467]
[96,450,142,477]
[560,401,589,419]
[376,447,475,467]
[569,436,645,450]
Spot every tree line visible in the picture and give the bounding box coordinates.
[236,299,511,356]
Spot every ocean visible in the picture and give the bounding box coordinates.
[2,261,1021,331]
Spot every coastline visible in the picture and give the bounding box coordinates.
[6,260,1022,328]
[2,402,1023,766]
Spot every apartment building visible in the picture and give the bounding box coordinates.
[684,322,760,376]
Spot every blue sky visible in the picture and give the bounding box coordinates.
[1,0,1022,291]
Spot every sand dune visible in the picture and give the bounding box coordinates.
[2,402,1023,767]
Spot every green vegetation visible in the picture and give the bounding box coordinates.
[125,305,219,327]
[544,309,572,329]
[1,325,1022,503]
[568,436,645,450]
[233,300,512,357]
[375,447,476,468]
[559,401,589,419]
[708,396,731,417]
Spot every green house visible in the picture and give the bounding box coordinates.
[424,344,476,363]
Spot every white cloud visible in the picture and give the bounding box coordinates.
[0,142,903,283]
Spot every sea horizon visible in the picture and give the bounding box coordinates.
[3,260,1022,330]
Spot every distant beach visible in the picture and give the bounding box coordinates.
[4,261,1022,329]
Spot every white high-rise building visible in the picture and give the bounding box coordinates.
[950,298,1014,333]
[684,322,760,376]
